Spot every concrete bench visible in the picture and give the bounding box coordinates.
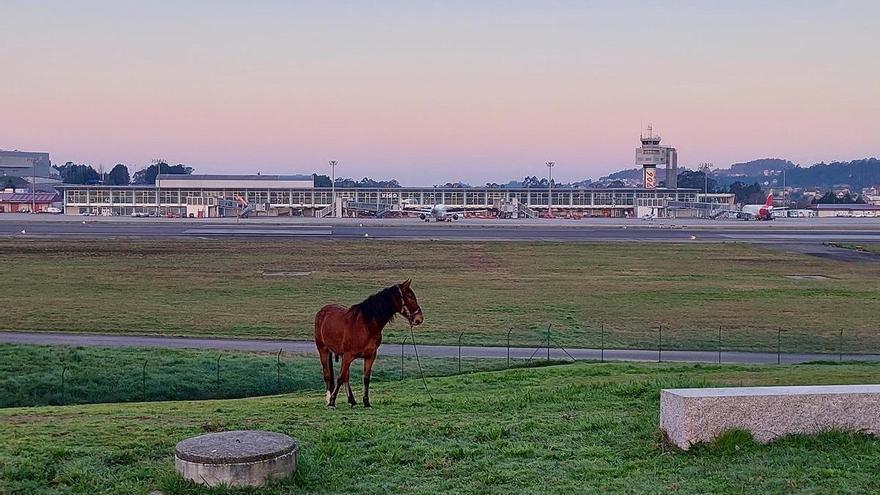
[660,384,880,450]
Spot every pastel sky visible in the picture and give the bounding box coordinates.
[2,1,877,185]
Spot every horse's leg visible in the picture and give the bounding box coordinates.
[345,375,357,407]
[318,346,334,406]
[362,353,377,408]
[328,353,354,408]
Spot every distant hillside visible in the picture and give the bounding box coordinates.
[600,157,879,191]
[599,168,641,181]
[597,167,666,186]
[726,158,796,176]
[785,158,880,190]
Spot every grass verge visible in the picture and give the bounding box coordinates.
[0,344,518,408]
[3,361,880,494]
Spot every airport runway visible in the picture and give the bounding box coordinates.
[1,331,876,365]
[2,215,880,245]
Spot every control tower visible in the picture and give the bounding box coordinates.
[635,126,678,189]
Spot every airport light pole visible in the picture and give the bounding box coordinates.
[31,157,36,213]
[699,162,712,197]
[153,159,165,217]
[328,160,338,217]
[546,161,555,217]
[782,164,787,206]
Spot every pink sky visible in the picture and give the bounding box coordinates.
[1,1,877,185]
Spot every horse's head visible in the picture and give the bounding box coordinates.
[397,279,423,326]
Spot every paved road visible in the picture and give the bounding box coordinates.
[3,215,880,244]
[1,331,876,365]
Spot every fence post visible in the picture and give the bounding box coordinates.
[142,359,148,401]
[838,329,843,363]
[458,332,464,373]
[601,323,605,363]
[507,328,512,369]
[61,365,68,404]
[216,354,222,394]
[658,324,663,363]
[400,336,407,380]
[276,349,283,390]
[717,326,722,364]
[547,324,552,361]
[777,329,781,365]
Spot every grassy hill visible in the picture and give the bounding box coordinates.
[0,344,510,408]
[3,361,880,494]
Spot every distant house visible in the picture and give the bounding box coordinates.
[0,189,60,213]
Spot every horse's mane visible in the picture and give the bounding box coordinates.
[349,285,398,327]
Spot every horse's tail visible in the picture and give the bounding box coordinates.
[314,307,327,343]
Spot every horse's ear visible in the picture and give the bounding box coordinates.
[402,279,412,288]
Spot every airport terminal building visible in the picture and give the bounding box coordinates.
[58,174,727,218]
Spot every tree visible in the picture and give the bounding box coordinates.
[132,162,193,185]
[813,192,865,204]
[675,170,717,192]
[313,174,332,187]
[521,176,551,188]
[105,164,130,185]
[54,162,101,184]
[727,181,764,204]
[329,177,401,188]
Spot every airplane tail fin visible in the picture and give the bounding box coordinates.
[764,192,774,207]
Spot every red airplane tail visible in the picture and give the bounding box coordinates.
[764,193,773,207]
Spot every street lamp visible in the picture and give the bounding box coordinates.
[153,158,166,216]
[328,160,338,217]
[546,161,555,217]
[699,162,712,197]
[31,157,36,213]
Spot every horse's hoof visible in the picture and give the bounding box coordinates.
[326,404,336,410]
[363,404,372,409]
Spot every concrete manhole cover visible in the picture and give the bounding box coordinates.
[785,275,830,280]
[175,430,298,487]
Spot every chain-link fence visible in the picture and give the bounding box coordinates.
[2,324,877,408]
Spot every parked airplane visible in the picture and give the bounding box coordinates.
[413,203,466,222]
[740,193,784,220]
[712,193,782,221]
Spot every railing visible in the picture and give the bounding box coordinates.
[518,202,539,219]
[315,204,334,218]
[6,323,879,409]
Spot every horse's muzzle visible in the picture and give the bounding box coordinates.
[412,313,424,326]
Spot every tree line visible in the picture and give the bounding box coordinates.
[53,162,192,185]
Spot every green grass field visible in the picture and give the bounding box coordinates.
[0,344,517,408]
[3,361,880,494]
[2,239,880,352]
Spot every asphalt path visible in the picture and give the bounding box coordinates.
[3,215,880,244]
[1,331,876,365]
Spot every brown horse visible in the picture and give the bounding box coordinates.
[314,279,423,408]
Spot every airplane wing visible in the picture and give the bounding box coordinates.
[402,205,434,213]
